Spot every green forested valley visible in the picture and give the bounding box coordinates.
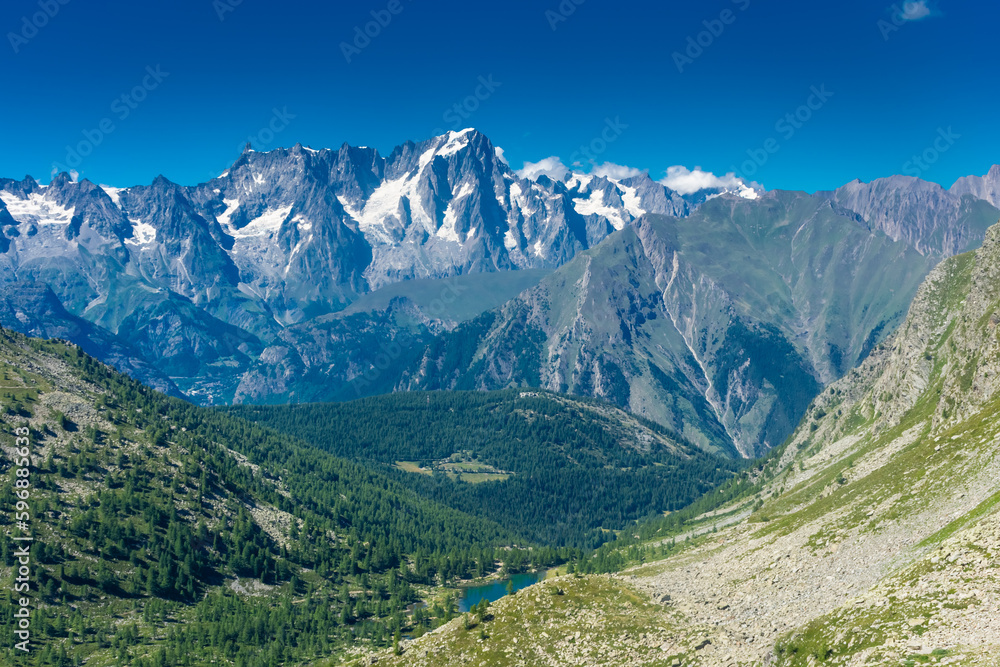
[229,391,742,546]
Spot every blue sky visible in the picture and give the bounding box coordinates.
[0,0,996,192]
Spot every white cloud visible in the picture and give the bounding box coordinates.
[517,156,569,182]
[494,146,509,166]
[589,162,644,180]
[899,0,931,21]
[515,159,763,195]
[658,166,744,195]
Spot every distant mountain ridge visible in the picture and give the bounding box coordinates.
[817,172,1000,256]
[1,130,998,457]
[950,163,1000,208]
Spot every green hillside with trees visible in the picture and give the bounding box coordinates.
[0,330,575,666]
[229,391,742,547]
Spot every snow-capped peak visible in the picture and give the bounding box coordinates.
[437,129,475,157]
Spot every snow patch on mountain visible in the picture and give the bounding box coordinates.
[100,186,124,206]
[285,215,315,276]
[0,192,74,225]
[508,182,538,218]
[573,190,627,230]
[618,183,647,217]
[218,199,240,229]
[440,182,476,242]
[126,219,157,246]
[438,129,473,157]
[504,228,519,251]
[292,213,312,233]
[231,204,293,239]
[336,196,362,222]
[359,177,408,243]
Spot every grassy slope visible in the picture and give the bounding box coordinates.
[359,575,693,667]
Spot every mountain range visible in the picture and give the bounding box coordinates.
[1,128,998,457]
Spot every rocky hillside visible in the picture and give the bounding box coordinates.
[951,164,1000,209]
[817,174,1000,256]
[370,220,1000,666]
[402,191,942,457]
[0,281,181,398]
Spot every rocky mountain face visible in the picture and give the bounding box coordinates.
[401,191,944,457]
[950,163,1000,208]
[185,129,717,304]
[232,297,438,404]
[0,173,268,403]
[817,174,1000,256]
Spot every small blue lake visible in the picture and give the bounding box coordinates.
[457,571,546,612]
